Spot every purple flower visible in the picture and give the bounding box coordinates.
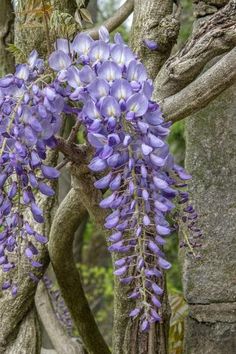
[49,50,71,71]
[143,39,158,50]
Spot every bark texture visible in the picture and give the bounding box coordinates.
[183,80,236,354]
[0,0,14,75]
[130,0,180,79]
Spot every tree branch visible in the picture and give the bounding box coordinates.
[130,0,180,79]
[35,281,84,354]
[48,184,110,354]
[161,38,236,122]
[87,0,134,39]
[154,0,236,100]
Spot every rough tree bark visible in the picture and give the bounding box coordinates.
[183,71,236,354]
[183,1,236,353]
[0,0,14,75]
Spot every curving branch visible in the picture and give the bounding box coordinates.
[35,281,84,354]
[87,0,134,39]
[154,0,236,100]
[48,182,110,354]
[161,46,236,122]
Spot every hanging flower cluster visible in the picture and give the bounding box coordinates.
[47,27,201,331]
[0,51,62,294]
[0,26,200,330]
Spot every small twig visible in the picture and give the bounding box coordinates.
[86,0,134,39]
[67,121,82,144]
[56,158,69,170]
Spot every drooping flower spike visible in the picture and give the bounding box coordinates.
[0,26,200,330]
[47,26,200,331]
[0,52,63,295]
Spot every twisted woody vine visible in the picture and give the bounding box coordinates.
[0,26,201,332]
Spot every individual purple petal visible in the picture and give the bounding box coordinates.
[0,173,8,188]
[31,261,43,267]
[144,110,163,125]
[141,143,153,156]
[174,164,192,180]
[67,66,82,88]
[152,283,163,295]
[31,203,44,223]
[143,39,158,50]
[153,176,168,189]
[56,38,71,54]
[158,257,171,269]
[110,174,121,190]
[143,214,151,226]
[87,78,110,100]
[30,151,41,167]
[72,33,93,55]
[150,309,161,322]
[89,40,110,62]
[156,225,170,236]
[87,133,107,148]
[148,241,160,255]
[151,295,162,308]
[141,319,150,332]
[98,61,122,82]
[78,65,95,84]
[111,44,135,66]
[150,153,165,167]
[129,308,140,318]
[34,234,47,244]
[48,50,71,71]
[100,96,121,118]
[109,231,122,242]
[99,26,110,42]
[41,165,60,179]
[105,215,119,229]
[25,222,34,235]
[127,60,147,83]
[111,79,133,102]
[0,74,14,87]
[148,133,165,148]
[155,236,166,245]
[89,157,107,172]
[2,281,11,290]
[15,64,29,81]
[99,193,115,208]
[94,173,112,189]
[11,285,18,297]
[38,182,55,197]
[137,121,149,134]
[126,93,149,117]
[128,291,140,299]
[114,32,125,45]
[25,247,34,258]
[114,265,127,276]
[8,182,17,199]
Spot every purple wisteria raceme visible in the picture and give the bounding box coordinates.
[48,27,201,331]
[0,26,200,330]
[0,51,62,294]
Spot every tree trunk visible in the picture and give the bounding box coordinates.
[183,81,236,354]
[0,0,14,75]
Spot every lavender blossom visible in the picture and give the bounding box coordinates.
[0,26,200,332]
[0,51,62,293]
[45,26,200,331]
